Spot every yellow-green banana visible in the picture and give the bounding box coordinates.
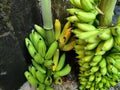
[54,77,62,85]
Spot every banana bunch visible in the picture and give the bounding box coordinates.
[67,0,120,90]
[24,23,72,89]
[54,19,76,51]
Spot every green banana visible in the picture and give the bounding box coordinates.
[36,70,46,83]
[24,71,39,88]
[74,23,96,31]
[69,0,82,8]
[90,55,102,66]
[99,58,106,68]
[33,52,44,64]
[32,60,46,74]
[82,54,94,63]
[37,38,47,57]
[85,41,99,50]
[44,59,53,68]
[90,66,99,73]
[76,30,99,39]
[54,77,62,85]
[101,37,114,51]
[67,8,82,15]
[45,40,58,59]
[98,28,112,40]
[55,53,66,71]
[28,66,36,78]
[36,83,45,90]
[25,38,37,58]
[74,10,97,23]
[54,64,71,78]
[34,24,46,39]
[89,74,95,81]
[45,86,54,90]
[95,72,102,84]
[66,15,80,22]
[80,0,94,11]
[44,76,52,86]
[100,66,107,75]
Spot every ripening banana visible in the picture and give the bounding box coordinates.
[52,49,59,71]
[45,40,58,60]
[24,71,39,88]
[34,24,46,39]
[54,19,61,41]
[55,53,66,71]
[80,0,94,11]
[54,64,71,78]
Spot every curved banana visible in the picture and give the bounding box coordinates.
[32,60,46,74]
[99,58,106,68]
[34,24,46,39]
[85,41,99,50]
[54,64,71,78]
[33,52,44,64]
[24,71,39,88]
[66,15,80,22]
[45,40,58,59]
[54,77,62,85]
[44,76,52,86]
[69,0,82,8]
[25,38,37,58]
[36,70,46,83]
[89,74,95,81]
[55,53,66,71]
[28,66,36,78]
[90,66,99,73]
[54,19,61,40]
[37,38,47,58]
[52,49,59,71]
[44,59,53,68]
[80,0,94,11]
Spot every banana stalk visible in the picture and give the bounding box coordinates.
[99,0,117,26]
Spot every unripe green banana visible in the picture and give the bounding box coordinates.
[82,54,94,63]
[55,53,66,71]
[89,74,95,81]
[36,83,45,90]
[74,23,96,31]
[52,49,59,71]
[85,41,99,50]
[34,24,46,39]
[100,66,107,75]
[45,86,54,90]
[33,52,44,64]
[99,58,106,68]
[54,64,71,78]
[44,59,53,68]
[44,76,52,86]
[54,77,62,85]
[66,15,80,22]
[85,35,100,43]
[67,8,82,15]
[32,60,46,74]
[74,11,97,23]
[76,30,99,39]
[36,70,46,83]
[37,39,47,58]
[25,38,37,58]
[98,82,103,88]
[29,30,44,49]
[45,40,58,59]
[69,0,82,8]
[98,28,112,40]
[110,80,117,87]
[24,71,39,88]
[86,81,92,89]
[95,73,102,84]
[80,0,94,11]
[28,66,36,78]
[90,66,99,73]
[111,26,120,36]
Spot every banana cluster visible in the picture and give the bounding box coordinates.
[24,24,72,90]
[67,0,120,90]
[54,19,76,51]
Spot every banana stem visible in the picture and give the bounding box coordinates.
[99,0,117,27]
[40,0,54,45]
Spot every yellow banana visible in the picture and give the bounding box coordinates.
[45,40,58,59]
[80,0,94,11]
[34,24,45,38]
[55,53,66,71]
[54,64,71,78]
[52,49,59,71]
[54,19,61,40]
